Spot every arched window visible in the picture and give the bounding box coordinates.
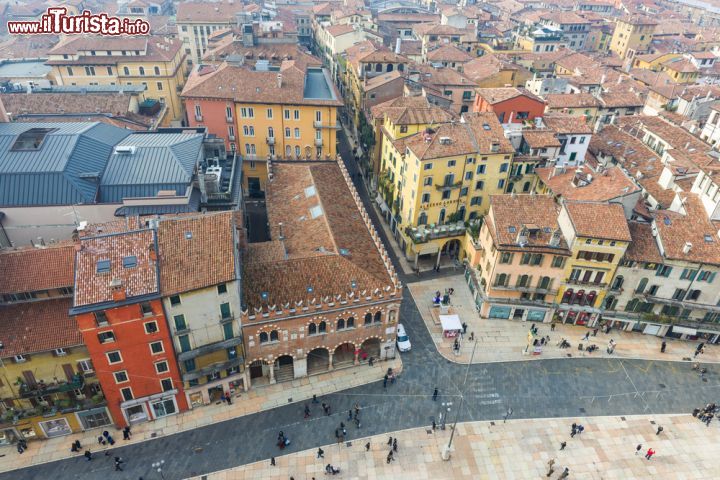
[604,295,616,310]
[337,318,345,330]
[518,274,530,287]
[364,313,372,325]
[388,311,396,323]
[625,298,639,312]
[523,181,531,192]
[295,146,301,157]
[539,276,551,290]
[386,64,394,72]
[347,316,355,328]
[374,311,382,323]
[259,332,269,343]
[635,278,648,294]
[285,145,292,157]
[319,321,327,333]
[123,66,130,75]
[418,212,428,225]
[561,288,573,304]
[154,66,160,75]
[375,63,382,72]
[495,273,507,287]
[611,275,624,290]
[507,182,514,193]
[439,208,446,224]
[139,66,145,76]
[457,206,466,220]
[268,126,274,138]
[308,323,317,335]
[398,63,404,72]
[469,211,477,220]
[270,330,278,341]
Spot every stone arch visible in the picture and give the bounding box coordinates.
[273,354,295,383]
[307,346,330,375]
[373,311,382,323]
[333,342,356,368]
[360,336,382,359]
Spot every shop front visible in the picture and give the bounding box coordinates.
[121,390,180,425]
[184,370,248,409]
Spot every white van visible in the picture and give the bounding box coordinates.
[396,323,411,352]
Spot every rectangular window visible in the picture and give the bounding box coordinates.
[284,109,290,119]
[106,351,122,364]
[476,164,486,174]
[656,265,673,277]
[497,179,505,189]
[174,314,187,331]
[98,331,115,344]
[178,335,191,352]
[184,359,196,372]
[155,361,169,374]
[267,108,273,119]
[424,163,432,170]
[499,163,508,173]
[140,302,153,316]
[470,196,482,206]
[520,253,531,265]
[156,81,163,91]
[220,302,232,319]
[423,176,433,186]
[421,193,430,203]
[447,160,456,167]
[114,371,128,383]
[149,341,164,354]
[217,283,228,294]
[500,252,513,264]
[160,379,174,392]
[94,311,109,326]
[552,256,566,268]
[78,359,94,373]
[294,110,300,120]
[120,387,133,401]
[144,321,158,334]
[475,180,484,190]
[223,322,233,340]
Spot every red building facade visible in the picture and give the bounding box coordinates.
[473,87,546,123]
[72,228,187,427]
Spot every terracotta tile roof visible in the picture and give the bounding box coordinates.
[413,23,467,37]
[383,103,455,125]
[0,243,75,295]
[0,34,58,60]
[475,87,544,105]
[537,165,639,202]
[47,36,183,63]
[462,54,516,83]
[662,57,698,74]
[624,221,662,263]
[542,114,592,134]
[0,92,133,117]
[554,51,600,73]
[426,44,473,63]
[487,194,569,253]
[0,299,82,357]
[598,90,645,108]
[654,194,720,265]
[403,112,513,160]
[617,14,658,26]
[399,40,422,57]
[564,201,632,241]
[413,64,477,87]
[545,93,600,109]
[325,24,356,37]
[156,212,236,296]
[74,229,159,308]
[540,11,590,24]
[369,95,432,121]
[243,162,393,310]
[522,130,561,149]
[181,63,342,107]
[176,1,247,22]
[589,125,663,181]
[364,70,403,90]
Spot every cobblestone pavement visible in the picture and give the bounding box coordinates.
[2,131,719,479]
[192,414,719,480]
[408,275,720,365]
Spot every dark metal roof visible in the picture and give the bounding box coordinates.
[0,122,131,206]
[114,188,202,217]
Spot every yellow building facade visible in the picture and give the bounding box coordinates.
[609,16,657,60]
[46,35,187,125]
[554,202,631,326]
[379,112,514,268]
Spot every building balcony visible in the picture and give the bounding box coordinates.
[19,375,85,399]
[640,294,720,313]
[177,336,244,362]
[405,222,466,244]
[564,279,608,289]
[315,138,323,146]
[491,284,559,295]
[182,357,244,382]
[195,114,203,122]
[435,181,462,191]
[266,136,275,145]
[229,134,236,141]
[226,116,233,124]
[314,120,341,129]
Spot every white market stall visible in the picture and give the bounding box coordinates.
[440,314,462,338]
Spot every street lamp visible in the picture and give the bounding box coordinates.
[442,338,478,460]
[152,460,165,479]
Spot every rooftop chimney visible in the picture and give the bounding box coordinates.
[395,37,402,54]
[683,242,692,254]
[110,278,126,302]
[277,73,282,88]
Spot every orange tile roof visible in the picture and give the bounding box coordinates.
[156,212,237,296]
[653,194,720,265]
[243,162,393,310]
[176,1,247,22]
[475,87,544,105]
[565,201,632,242]
[542,114,593,134]
[47,35,183,63]
[522,130,561,149]
[487,194,569,253]
[0,243,75,295]
[545,93,600,109]
[74,229,159,308]
[426,44,474,63]
[0,299,82,357]
[624,222,662,263]
[536,165,640,202]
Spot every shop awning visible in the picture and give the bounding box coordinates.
[671,325,697,335]
[440,314,462,332]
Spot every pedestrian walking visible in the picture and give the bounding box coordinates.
[225,391,232,405]
[432,420,436,430]
[583,332,590,341]
[17,443,24,454]
[570,423,577,437]
[645,448,655,460]
[369,356,374,366]
[560,441,567,450]
[592,328,598,336]
[365,442,371,451]
[270,457,276,466]
[122,426,131,440]
[325,404,331,415]
[386,452,392,464]
[635,444,642,455]
[347,409,353,421]
[317,448,324,459]
[393,438,398,453]
[383,375,388,388]
[114,456,123,471]
[387,436,393,446]
[98,435,106,446]
[305,404,311,419]
[660,341,667,353]
[559,467,569,479]
[577,424,584,435]
[656,426,663,435]
[354,417,361,428]
[433,388,438,401]
[84,450,92,461]
[312,394,319,404]
[469,332,475,341]
[354,403,360,416]
[462,322,468,334]
[107,434,115,446]
[546,458,555,477]
[551,323,556,332]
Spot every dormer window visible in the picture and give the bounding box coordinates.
[122,256,137,268]
[96,259,111,274]
[11,128,56,151]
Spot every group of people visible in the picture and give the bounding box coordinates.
[432,289,453,306]
[383,368,397,388]
[385,436,399,464]
[692,403,717,426]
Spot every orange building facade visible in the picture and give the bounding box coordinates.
[72,228,187,428]
[473,88,546,123]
